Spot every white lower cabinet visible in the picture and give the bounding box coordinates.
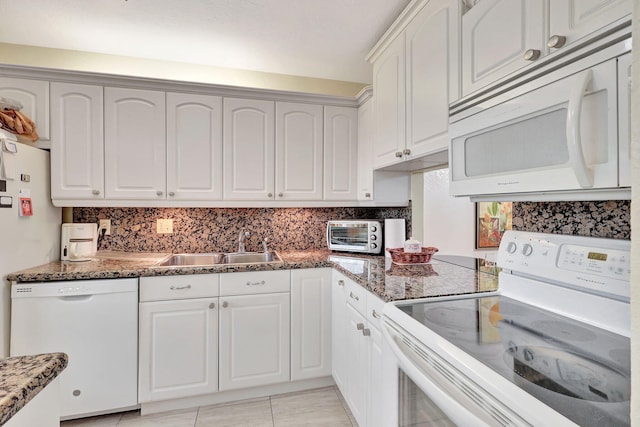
[218,270,291,391]
[138,275,220,403]
[331,270,386,427]
[291,268,332,381]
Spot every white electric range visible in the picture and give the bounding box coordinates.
[382,231,631,426]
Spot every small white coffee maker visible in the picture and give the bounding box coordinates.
[61,223,98,261]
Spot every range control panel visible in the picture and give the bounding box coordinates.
[498,231,630,298]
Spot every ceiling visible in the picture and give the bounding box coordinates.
[0,0,411,84]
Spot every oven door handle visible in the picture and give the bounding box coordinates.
[566,69,594,188]
[382,321,530,427]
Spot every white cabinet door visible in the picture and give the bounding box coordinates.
[0,77,50,146]
[331,272,348,394]
[291,268,332,381]
[373,35,406,169]
[275,102,323,200]
[323,106,357,200]
[549,0,631,53]
[104,87,166,199]
[462,0,545,97]
[139,298,219,402]
[167,92,223,200]
[357,95,374,201]
[405,0,459,157]
[223,98,275,200]
[50,82,104,201]
[219,292,290,390]
[344,302,368,427]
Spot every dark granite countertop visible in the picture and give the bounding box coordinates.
[0,352,68,425]
[7,250,499,302]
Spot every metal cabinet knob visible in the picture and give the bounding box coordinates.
[168,192,175,197]
[372,309,381,319]
[547,35,566,49]
[349,291,359,301]
[356,323,364,330]
[403,148,411,155]
[278,193,283,197]
[523,49,541,61]
[267,193,273,198]
[362,328,371,337]
[92,189,100,196]
[156,190,163,196]
[395,151,403,158]
[222,301,228,308]
[338,280,345,287]
[209,302,215,309]
[364,192,371,198]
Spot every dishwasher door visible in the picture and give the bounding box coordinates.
[10,278,138,419]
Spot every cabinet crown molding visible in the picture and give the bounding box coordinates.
[365,0,431,64]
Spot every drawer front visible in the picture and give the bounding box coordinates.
[140,274,219,301]
[344,277,366,315]
[366,291,385,329]
[219,270,291,296]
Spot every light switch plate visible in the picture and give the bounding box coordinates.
[157,219,173,234]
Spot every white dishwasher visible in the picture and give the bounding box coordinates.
[10,278,139,420]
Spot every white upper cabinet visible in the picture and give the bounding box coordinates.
[462,0,545,97]
[104,87,166,199]
[370,0,459,169]
[323,106,357,200]
[275,102,323,200]
[167,92,223,200]
[549,0,631,53]
[50,82,104,201]
[405,0,459,158]
[372,35,405,169]
[223,98,275,200]
[0,77,50,147]
[461,0,631,98]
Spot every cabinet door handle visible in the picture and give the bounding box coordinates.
[523,49,541,61]
[209,302,215,309]
[168,192,175,197]
[156,190,163,196]
[356,322,364,330]
[169,284,191,290]
[362,328,371,337]
[349,291,359,301]
[92,189,100,196]
[547,35,566,49]
[278,193,283,197]
[395,151,403,158]
[364,192,371,198]
[403,148,411,155]
[372,309,381,319]
[338,280,345,287]
[267,193,273,198]
[222,301,228,308]
[246,280,266,286]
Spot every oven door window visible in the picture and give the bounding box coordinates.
[329,224,368,248]
[399,369,456,427]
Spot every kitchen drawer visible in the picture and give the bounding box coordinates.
[366,291,385,329]
[219,270,290,296]
[140,274,219,302]
[344,277,366,315]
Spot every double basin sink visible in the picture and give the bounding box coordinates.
[155,251,282,267]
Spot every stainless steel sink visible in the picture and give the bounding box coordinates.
[156,251,281,267]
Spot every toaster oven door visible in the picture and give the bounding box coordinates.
[327,222,370,252]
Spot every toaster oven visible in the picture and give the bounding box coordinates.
[326,220,382,254]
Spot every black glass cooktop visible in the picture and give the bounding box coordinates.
[399,295,630,426]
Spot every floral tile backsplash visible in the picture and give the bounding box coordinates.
[73,200,630,254]
[74,206,412,253]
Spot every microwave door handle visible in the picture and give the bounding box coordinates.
[566,69,594,188]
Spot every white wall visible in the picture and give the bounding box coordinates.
[421,167,495,260]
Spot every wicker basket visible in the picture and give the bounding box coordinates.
[386,247,439,265]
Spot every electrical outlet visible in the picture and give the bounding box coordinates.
[99,219,111,235]
[157,219,173,234]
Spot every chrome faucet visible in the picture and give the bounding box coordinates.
[238,230,250,253]
[262,237,269,253]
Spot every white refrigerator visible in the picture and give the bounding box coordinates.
[0,131,61,357]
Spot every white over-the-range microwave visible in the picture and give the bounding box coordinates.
[448,34,632,201]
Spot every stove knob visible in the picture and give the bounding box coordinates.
[370,225,377,232]
[523,348,534,362]
[506,242,517,254]
[370,243,377,249]
[522,244,534,256]
[370,235,377,241]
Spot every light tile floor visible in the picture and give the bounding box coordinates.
[61,386,358,427]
